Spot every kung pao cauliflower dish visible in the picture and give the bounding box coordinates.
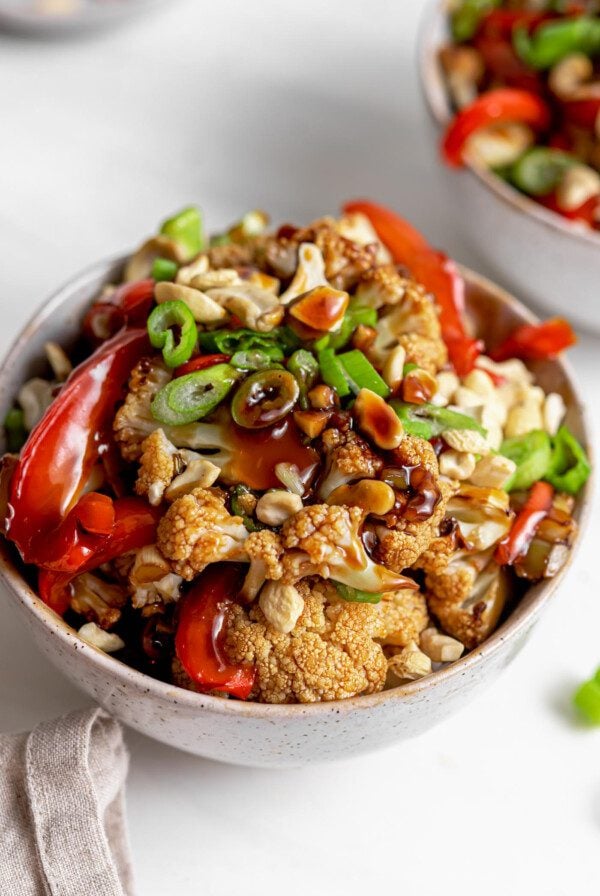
[0,202,590,703]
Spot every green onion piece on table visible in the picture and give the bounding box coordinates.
[391,401,486,440]
[501,430,553,492]
[546,425,591,495]
[334,582,382,604]
[509,148,576,197]
[151,257,178,282]
[338,350,390,397]
[147,300,197,368]
[514,16,600,70]
[4,408,27,452]
[151,363,238,425]
[573,668,600,725]
[318,348,351,398]
[160,206,204,259]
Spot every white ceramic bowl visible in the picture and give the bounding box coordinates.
[418,1,600,333]
[0,257,591,767]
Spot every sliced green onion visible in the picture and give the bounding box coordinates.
[231,369,300,429]
[327,306,378,351]
[198,326,298,358]
[160,206,203,259]
[230,484,264,532]
[4,408,27,452]
[318,348,350,398]
[151,257,178,282]
[509,148,576,198]
[403,362,418,376]
[147,299,197,368]
[334,581,382,604]
[573,668,600,724]
[338,350,389,398]
[451,0,500,42]
[209,233,231,247]
[230,350,282,371]
[151,363,238,425]
[288,349,319,408]
[546,425,591,496]
[501,430,553,492]
[514,16,600,70]
[391,401,486,440]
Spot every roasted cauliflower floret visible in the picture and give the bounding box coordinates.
[427,560,510,649]
[281,503,411,593]
[354,264,410,309]
[157,487,248,580]
[318,426,383,499]
[373,588,430,647]
[240,529,284,601]
[135,429,221,506]
[224,580,387,703]
[70,573,127,630]
[369,279,447,372]
[373,437,453,571]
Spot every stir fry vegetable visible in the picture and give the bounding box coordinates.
[0,203,588,706]
[440,2,600,230]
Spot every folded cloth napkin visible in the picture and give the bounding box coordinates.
[0,707,134,896]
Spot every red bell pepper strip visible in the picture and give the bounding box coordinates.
[442,89,551,167]
[175,563,256,699]
[473,36,543,93]
[563,98,600,131]
[540,191,599,226]
[495,481,554,566]
[491,317,576,362]
[6,327,149,565]
[83,279,155,345]
[342,200,481,376]
[174,353,231,378]
[477,9,551,40]
[38,497,161,615]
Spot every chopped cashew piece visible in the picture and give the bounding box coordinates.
[129,545,171,585]
[387,642,432,683]
[165,452,221,501]
[259,581,305,634]
[124,235,184,282]
[442,428,490,456]
[279,243,329,304]
[432,370,459,407]
[45,341,72,381]
[439,450,476,481]
[18,378,55,431]
[556,164,600,212]
[78,623,125,654]
[543,392,566,437]
[462,368,495,396]
[154,280,227,324]
[354,388,404,450]
[419,627,464,663]
[336,212,391,264]
[469,454,516,490]
[382,345,406,390]
[549,53,594,101]
[504,401,544,438]
[465,122,534,168]
[175,254,210,285]
[207,283,283,332]
[327,479,396,516]
[255,490,303,526]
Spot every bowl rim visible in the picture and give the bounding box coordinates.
[0,253,592,720]
[417,0,600,251]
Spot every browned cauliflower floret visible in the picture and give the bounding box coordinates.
[113,357,171,461]
[157,487,248,580]
[224,580,387,703]
[318,426,383,499]
[135,429,222,506]
[240,529,284,600]
[70,573,127,629]
[427,560,510,649]
[373,437,453,571]
[312,224,377,291]
[373,589,430,647]
[354,264,410,309]
[369,279,447,373]
[280,503,412,593]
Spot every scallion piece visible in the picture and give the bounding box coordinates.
[546,425,591,496]
[147,299,197,368]
[230,350,281,371]
[198,326,296,358]
[318,348,350,397]
[573,668,600,724]
[288,349,319,407]
[334,581,382,604]
[151,257,178,282]
[338,350,389,398]
[151,363,238,425]
[501,430,553,492]
[509,148,575,197]
[160,206,203,259]
[391,401,486,440]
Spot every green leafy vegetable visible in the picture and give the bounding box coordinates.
[546,425,591,496]
[501,430,553,492]
[198,326,299,358]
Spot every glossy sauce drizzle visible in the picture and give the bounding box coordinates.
[227,417,319,491]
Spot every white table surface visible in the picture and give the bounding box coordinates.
[1,2,599,894]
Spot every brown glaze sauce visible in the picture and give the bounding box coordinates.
[227,418,319,491]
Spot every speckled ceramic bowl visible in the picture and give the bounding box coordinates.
[0,257,591,767]
[419,0,600,333]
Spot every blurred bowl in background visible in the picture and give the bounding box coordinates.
[0,0,171,35]
[418,0,600,334]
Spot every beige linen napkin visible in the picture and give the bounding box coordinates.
[0,707,134,896]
